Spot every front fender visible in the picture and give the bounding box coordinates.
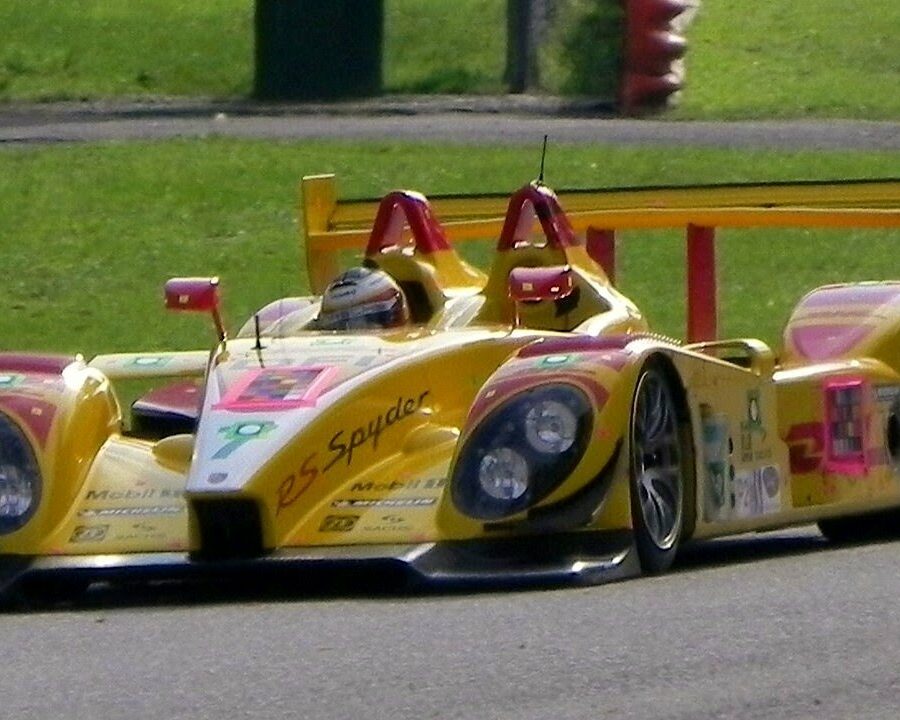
[439,335,657,535]
[0,356,120,554]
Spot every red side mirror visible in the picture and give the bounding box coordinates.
[165,277,226,341]
[165,277,220,312]
[508,266,574,303]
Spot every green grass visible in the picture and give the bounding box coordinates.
[0,0,506,100]
[0,0,254,99]
[1,139,897,356]
[384,0,506,93]
[678,0,900,119]
[1,1,898,118]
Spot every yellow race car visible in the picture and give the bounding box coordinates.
[2,178,899,600]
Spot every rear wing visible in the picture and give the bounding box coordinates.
[300,174,900,343]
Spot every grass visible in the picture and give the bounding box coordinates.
[0,0,253,99]
[2,139,897,357]
[0,0,507,100]
[0,1,898,118]
[384,0,506,93]
[678,0,900,119]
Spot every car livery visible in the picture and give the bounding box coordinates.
[1,178,899,600]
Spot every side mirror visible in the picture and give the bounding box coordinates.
[508,265,574,303]
[165,277,226,342]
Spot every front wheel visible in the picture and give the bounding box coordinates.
[629,363,689,574]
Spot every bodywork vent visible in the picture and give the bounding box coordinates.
[192,499,264,560]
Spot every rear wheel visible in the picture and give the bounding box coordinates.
[818,510,900,544]
[629,363,688,573]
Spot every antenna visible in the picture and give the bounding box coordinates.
[254,313,263,350]
[538,135,548,184]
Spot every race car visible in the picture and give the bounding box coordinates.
[2,178,899,601]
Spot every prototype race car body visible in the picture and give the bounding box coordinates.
[451,290,900,573]
[2,177,899,599]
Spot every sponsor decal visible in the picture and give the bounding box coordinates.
[69,525,109,543]
[740,389,769,463]
[332,498,436,508]
[0,373,24,389]
[734,465,781,518]
[787,423,825,474]
[129,356,171,368]
[99,522,168,543]
[323,391,430,471]
[216,366,337,412]
[701,405,732,521]
[310,338,355,346]
[213,421,277,459]
[78,506,183,517]
[350,478,445,492]
[206,472,228,485]
[276,453,319,515]
[85,488,182,501]
[319,514,359,532]
[539,354,574,367]
[363,514,413,532]
[272,390,432,514]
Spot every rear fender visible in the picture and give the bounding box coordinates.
[782,282,900,368]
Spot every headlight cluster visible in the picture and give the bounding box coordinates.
[451,384,592,519]
[0,413,42,534]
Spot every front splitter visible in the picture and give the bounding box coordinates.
[3,530,641,600]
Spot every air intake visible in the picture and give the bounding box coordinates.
[192,499,264,560]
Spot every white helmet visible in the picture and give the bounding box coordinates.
[317,267,410,330]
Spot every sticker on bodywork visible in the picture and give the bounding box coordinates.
[0,374,25,389]
[701,406,732,521]
[734,465,781,518]
[215,365,338,412]
[213,421,277,459]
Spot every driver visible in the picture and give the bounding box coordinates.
[316,267,410,331]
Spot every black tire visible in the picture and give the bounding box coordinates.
[20,576,91,608]
[629,362,690,574]
[818,510,900,545]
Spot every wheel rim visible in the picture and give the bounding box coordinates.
[632,371,683,550]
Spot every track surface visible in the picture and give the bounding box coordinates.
[1,99,898,149]
[4,528,900,720]
[3,102,900,719]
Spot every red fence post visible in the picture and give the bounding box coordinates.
[686,224,716,342]
[620,0,689,115]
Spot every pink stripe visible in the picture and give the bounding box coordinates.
[0,353,74,375]
[800,284,900,310]
[790,325,873,361]
[0,397,57,448]
[518,334,645,358]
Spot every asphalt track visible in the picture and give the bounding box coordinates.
[4,529,900,720]
[0,98,898,148]
[3,101,900,719]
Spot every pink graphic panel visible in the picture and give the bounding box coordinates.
[215,365,338,412]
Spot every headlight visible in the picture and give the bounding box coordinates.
[452,383,592,520]
[525,399,578,454]
[0,413,42,534]
[478,447,530,500]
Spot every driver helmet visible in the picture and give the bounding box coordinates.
[317,267,410,330]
